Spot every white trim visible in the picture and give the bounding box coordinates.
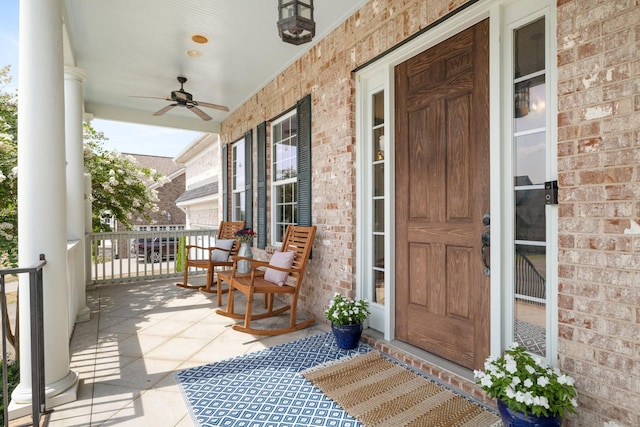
[176,194,218,208]
[231,137,246,221]
[270,109,298,245]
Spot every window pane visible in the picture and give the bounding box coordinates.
[374,270,385,305]
[515,188,546,242]
[514,18,545,78]
[373,234,384,269]
[374,128,385,161]
[373,163,384,197]
[514,244,547,357]
[515,132,546,185]
[515,77,546,131]
[373,91,384,126]
[373,199,384,233]
[232,141,245,192]
[233,191,246,221]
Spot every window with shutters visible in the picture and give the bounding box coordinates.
[271,110,297,244]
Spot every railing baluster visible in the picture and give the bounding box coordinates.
[88,228,219,285]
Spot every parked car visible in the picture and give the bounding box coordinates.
[131,237,178,263]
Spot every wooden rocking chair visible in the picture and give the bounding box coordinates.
[215,225,317,336]
[176,221,245,302]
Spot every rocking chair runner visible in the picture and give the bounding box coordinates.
[215,225,317,336]
[176,221,245,304]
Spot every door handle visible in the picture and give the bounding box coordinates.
[481,230,490,276]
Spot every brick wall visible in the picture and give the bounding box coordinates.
[556,1,640,426]
[148,173,186,226]
[221,1,640,425]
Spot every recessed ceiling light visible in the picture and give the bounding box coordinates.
[191,34,208,44]
[186,49,203,58]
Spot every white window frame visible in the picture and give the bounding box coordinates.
[231,137,246,222]
[356,0,558,362]
[270,110,298,245]
[502,1,558,362]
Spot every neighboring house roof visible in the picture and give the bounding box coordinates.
[175,182,218,204]
[124,153,183,177]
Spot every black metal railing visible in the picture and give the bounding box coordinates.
[1,254,47,427]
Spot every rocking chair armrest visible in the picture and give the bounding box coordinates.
[186,244,234,252]
[230,255,256,263]
[185,244,214,251]
[258,263,295,274]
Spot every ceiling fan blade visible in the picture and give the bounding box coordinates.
[189,106,213,121]
[153,104,176,116]
[194,101,229,112]
[130,95,171,101]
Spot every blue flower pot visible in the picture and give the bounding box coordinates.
[331,323,363,350]
[497,399,563,427]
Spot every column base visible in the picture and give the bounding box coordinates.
[76,306,91,323]
[8,370,79,420]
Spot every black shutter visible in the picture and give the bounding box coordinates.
[222,143,228,221]
[296,94,312,227]
[257,122,267,249]
[244,129,253,230]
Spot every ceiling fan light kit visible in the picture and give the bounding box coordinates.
[277,0,315,45]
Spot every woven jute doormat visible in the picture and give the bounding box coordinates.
[302,351,501,427]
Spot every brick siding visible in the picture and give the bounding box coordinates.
[557,1,640,426]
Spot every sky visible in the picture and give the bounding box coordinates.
[0,1,201,158]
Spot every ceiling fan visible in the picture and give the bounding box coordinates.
[131,76,229,121]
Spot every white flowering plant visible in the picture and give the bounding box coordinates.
[325,293,370,327]
[474,343,578,418]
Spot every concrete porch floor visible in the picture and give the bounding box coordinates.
[17,276,328,427]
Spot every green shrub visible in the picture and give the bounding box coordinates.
[175,236,186,273]
[0,361,20,425]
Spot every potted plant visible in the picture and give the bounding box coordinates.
[325,293,370,349]
[474,343,578,426]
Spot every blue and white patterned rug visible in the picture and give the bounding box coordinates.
[175,333,371,427]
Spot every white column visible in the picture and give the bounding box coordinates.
[10,0,78,417]
[65,66,90,323]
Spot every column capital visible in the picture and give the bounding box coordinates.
[64,66,86,82]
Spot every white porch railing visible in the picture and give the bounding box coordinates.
[87,229,220,285]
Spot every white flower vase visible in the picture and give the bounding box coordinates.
[237,242,252,274]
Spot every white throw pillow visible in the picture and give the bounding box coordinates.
[211,239,235,262]
[264,251,295,286]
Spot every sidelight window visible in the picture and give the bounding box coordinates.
[512,17,551,358]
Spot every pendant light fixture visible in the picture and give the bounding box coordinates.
[277,0,315,45]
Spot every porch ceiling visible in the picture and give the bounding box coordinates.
[62,0,367,133]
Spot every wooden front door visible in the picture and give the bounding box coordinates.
[395,19,490,370]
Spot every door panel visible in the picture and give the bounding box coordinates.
[395,19,490,370]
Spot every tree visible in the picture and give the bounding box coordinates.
[0,65,18,267]
[83,124,168,232]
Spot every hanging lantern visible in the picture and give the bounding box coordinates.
[277,0,315,45]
